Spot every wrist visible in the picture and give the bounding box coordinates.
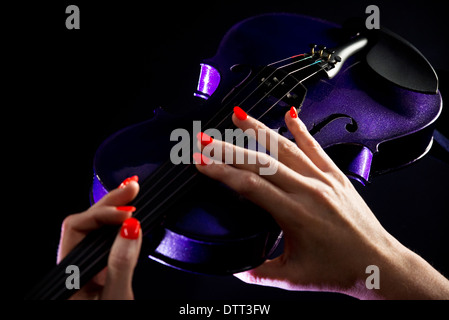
[344,236,449,299]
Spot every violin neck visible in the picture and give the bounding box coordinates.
[25,225,118,300]
[26,163,202,300]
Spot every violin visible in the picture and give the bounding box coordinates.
[26,13,441,300]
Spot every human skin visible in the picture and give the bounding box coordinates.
[57,108,449,300]
[57,179,141,300]
[194,108,449,299]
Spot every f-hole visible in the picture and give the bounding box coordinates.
[309,113,358,136]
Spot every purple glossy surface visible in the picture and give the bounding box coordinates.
[91,13,442,275]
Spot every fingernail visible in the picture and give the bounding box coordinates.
[290,106,298,118]
[196,132,213,146]
[116,206,137,213]
[233,106,248,120]
[193,152,210,166]
[118,175,139,189]
[120,217,140,240]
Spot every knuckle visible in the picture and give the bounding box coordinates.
[322,166,352,190]
[238,172,261,196]
[61,214,78,232]
[281,142,306,163]
[280,139,300,158]
[254,121,269,134]
[305,136,321,150]
[301,132,321,151]
[257,152,273,165]
[108,250,134,272]
[333,171,352,188]
[308,183,336,205]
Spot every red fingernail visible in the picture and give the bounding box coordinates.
[193,152,210,166]
[120,217,140,240]
[290,106,298,118]
[233,106,247,120]
[196,132,213,146]
[116,206,137,213]
[118,175,139,189]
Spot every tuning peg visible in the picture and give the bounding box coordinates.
[309,43,317,55]
[317,45,327,57]
[324,49,334,61]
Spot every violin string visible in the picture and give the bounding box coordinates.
[33,54,327,300]
[132,55,321,209]
[211,58,323,131]
[31,230,112,299]
[77,56,325,301]
[256,62,328,120]
[136,64,332,233]
[31,54,325,297]
[200,54,311,131]
[241,59,325,117]
[132,60,329,217]
[137,168,199,228]
[130,54,312,202]
[222,55,312,118]
[234,54,312,106]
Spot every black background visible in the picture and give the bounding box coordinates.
[24,0,448,302]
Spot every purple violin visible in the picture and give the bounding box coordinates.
[27,13,441,299]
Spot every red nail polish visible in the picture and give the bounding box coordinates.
[116,206,137,213]
[290,106,298,118]
[196,132,213,146]
[120,217,140,240]
[119,175,139,189]
[233,106,248,120]
[193,152,210,166]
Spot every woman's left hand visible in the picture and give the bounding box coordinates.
[57,177,142,299]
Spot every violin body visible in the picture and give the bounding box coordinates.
[26,12,443,300]
[91,14,442,274]
[91,13,441,275]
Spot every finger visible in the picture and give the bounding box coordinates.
[231,108,320,177]
[68,179,140,233]
[57,205,135,263]
[62,205,134,235]
[101,217,142,300]
[94,179,140,207]
[197,136,307,192]
[285,109,340,173]
[58,180,140,262]
[194,159,301,226]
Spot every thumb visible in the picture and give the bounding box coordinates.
[101,217,142,300]
[233,255,293,290]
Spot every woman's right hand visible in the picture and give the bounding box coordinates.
[195,107,449,299]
